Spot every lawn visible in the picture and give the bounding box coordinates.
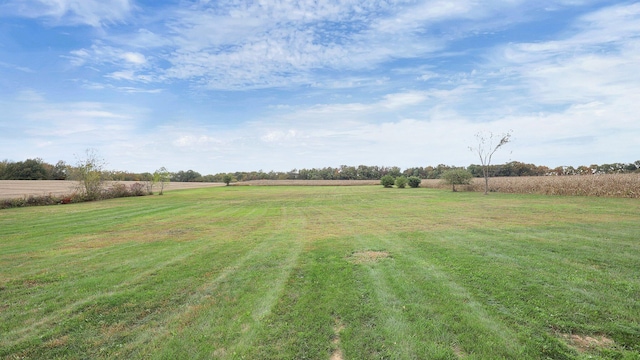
[1,186,639,359]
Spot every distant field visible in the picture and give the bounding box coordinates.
[0,180,224,200]
[4,173,637,200]
[421,174,640,198]
[236,174,640,198]
[1,186,638,359]
[236,179,380,186]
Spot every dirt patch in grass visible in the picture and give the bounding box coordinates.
[44,335,69,348]
[452,344,467,358]
[560,333,615,353]
[331,317,345,360]
[348,251,390,264]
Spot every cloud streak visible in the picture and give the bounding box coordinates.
[1,0,134,27]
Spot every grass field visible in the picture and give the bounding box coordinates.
[1,186,639,359]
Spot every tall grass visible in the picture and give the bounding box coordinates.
[421,174,640,198]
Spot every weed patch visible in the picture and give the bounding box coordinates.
[348,250,391,264]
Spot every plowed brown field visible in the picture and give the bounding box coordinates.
[0,181,224,200]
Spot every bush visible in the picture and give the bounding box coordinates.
[1,193,64,209]
[395,176,408,188]
[0,183,154,210]
[129,182,147,196]
[381,175,395,188]
[106,183,130,198]
[408,176,421,188]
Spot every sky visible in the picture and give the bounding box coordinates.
[1,0,639,174]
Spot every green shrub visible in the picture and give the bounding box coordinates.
[222,174,234,186]
[380,175,395,188]
[395,176,408,188]
[441,169,473,192]
[408,176,421,188]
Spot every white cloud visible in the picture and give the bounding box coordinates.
[15,89,46,102]
[24,102,132,137]
[173,134,219,148]
[4,94,146,146]
[261,130,300,143]
[61,0,544,90]
[380,92,429,109]
[0,61,35,73]
[417,72,438,81]
[121,52,146,65]
[372,0,478,33]
[494,2,640,106]
[106,70,136,81]
[1,0,134,27]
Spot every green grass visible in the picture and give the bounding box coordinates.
[1,186,639,359]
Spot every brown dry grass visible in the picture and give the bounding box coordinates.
[420,174,640,198]
[238,175,640,198]
[348,251,391,264]
[559,333,615,353]
[0,180,224,200]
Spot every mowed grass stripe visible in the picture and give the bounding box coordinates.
[1,190,296,357]
[398,227,640,357]
[363,233,525,359]
[1,186,639,359]
[131,205,308,359]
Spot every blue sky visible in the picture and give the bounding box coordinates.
[1,0,638,174]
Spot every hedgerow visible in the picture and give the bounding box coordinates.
[0,183,152,210]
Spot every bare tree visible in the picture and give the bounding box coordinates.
[469,131,512,195]
[153,167,171,195]
[73,149,107,200]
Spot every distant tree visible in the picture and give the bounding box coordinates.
[338,165,357,180]
[380,175,395,188]
[441,169,473,192]
[153,167,171,195]
[2,159,48,180]
[469,131,512,195]
[222,174,234,186]
[395,176,408,188]
[466,164,484,178]
[73,149,107,200]
[407,176,422,188]
[50,160,69,180]
[172,170,202,182]
[382,166,402,178]
[428,164,454,179]
[0,160,8,179]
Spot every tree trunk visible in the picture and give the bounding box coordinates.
[483,168,489,195]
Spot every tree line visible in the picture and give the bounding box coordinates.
[1,158,639,182]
